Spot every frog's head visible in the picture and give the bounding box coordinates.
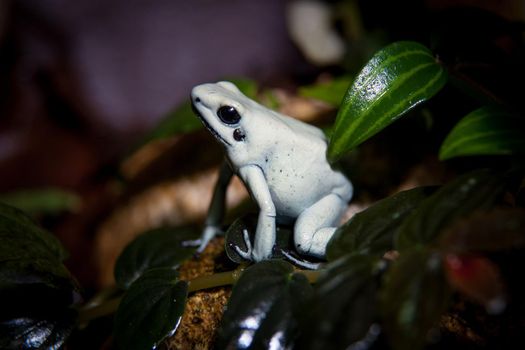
[191,81,252,147]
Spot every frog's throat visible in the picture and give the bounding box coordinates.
[192,102,232,146]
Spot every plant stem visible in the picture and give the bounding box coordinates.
[77,297,122,325]
[76,264,320,324]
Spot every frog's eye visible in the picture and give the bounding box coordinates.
[217,105,241,125]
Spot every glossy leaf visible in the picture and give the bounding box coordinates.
[299,75,353,106]
[327,187,436,261]
[381,248,450,350]
[395,170,507,250]
[0,307,77,350]
[440,107,525,160]
[0,203,79,349]
[114,226,200,289]
[328,41,447,161]
[139,78,258,145]
[114,268,188,350]
[216,260,313,350]
[296,254,383,350]
[0,188,80,216]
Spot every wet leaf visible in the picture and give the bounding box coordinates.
[328,41,447,161]
[114,226,200,289]
[439,208,525,253]
[0,203,79,349]
[395,170,507,250]
[444,254,506,314]
[216,260,313,350]
[114,268,188,350]
[296,254,383,350]
[0,188,80,216]
[440,107,525,160]
[299,75,353,106]
[381,248,450,350]
[327,187,436,261]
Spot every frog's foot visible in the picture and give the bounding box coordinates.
[281,249,321,270]
[196,225,223,254]
[234,229,254,260]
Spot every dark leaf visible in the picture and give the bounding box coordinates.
[439,208,525,253]
[298,75,354,106]
[395,170,507,250]
[114,268,187,350]
[216,260,313,350]
[440,107,525,160]
[444,254,506,314]
[224,215,293,264]
[328,41,447,161]
[114,226,200,289]
[0,203,79,349]
[327,187,436,261]
[381,248,450,350]
[0,188,80,216]
[0,307,77,350]
[296,254,383,350]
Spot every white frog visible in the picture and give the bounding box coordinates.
[191,81,352,263]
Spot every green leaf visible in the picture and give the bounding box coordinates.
[114,226,200,289]
[140,78,258,145]
[328,41,447,161]
[0,188,80,216]
[326,187,436,261]
[216,260,313,350]
[381,249,450,350]
[439,107,525,160]
[299,75,353,106]
[0,203,79,349]
[395,170,507,251]
[114,268,188,350]
[296,254,382,350]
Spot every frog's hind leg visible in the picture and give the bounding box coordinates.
[294,193,346,258]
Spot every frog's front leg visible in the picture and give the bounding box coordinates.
[197,160,233,253]
[237,165,276,261]
[294,193,347,258]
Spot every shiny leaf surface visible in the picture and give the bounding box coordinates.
[381,249,450,350]
[395,170,507,250]
[114,268,187,350]
[114,226,200,289]
[328,41,447,161]
[327,187,436,261]
[216,260,313,350]
[440,107,525,160]
[296,254,382,350]
[0,203,79,349]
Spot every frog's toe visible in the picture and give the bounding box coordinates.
[234,229,253,260]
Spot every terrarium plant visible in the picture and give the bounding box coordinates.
[2,13,525,350]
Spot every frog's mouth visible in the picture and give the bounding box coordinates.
[191,102,232,146]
